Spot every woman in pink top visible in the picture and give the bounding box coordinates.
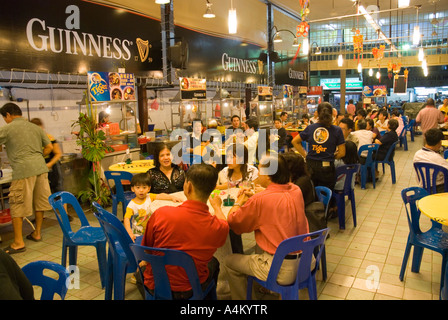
[223,154,309,300]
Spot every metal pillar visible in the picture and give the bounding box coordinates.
[267,3,275,87]
[161,2,175,84]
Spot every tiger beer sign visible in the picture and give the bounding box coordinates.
[0,0,162,76]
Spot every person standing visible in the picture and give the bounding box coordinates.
[0,103,53,254]
[438,98,448,114]
[242,117,259,166]
[346,99,356,117]
[291,102,346,192]
[415,98,444,136]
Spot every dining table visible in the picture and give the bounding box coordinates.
[286,127,305,138]
[442,140,448,148]
[417,192,448,299]
[147,187,245,295]
[108,159,154,174]
[417,192,448,226]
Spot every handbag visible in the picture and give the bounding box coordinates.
[304,182,327,232]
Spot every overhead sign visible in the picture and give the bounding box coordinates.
[179,78,207,100]
[257,86,273,101]
[363,85,387,97]
[88,71,136,102]
[0,0,162,76]
[308,86,323,96]
[320,78,363,90]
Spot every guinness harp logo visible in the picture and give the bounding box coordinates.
[258,60,264,75]
[136,38,152,63]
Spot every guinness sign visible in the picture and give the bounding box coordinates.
[0,0,163,76]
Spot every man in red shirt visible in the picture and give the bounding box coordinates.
[223,154,309,300]
[141,164,229,299]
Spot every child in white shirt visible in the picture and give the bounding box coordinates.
[124,173,182,242]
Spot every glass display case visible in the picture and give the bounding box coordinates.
[169,92,207,130]
[211,89,244,127]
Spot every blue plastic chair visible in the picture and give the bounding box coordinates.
[130,244,217,300]
[313,186,331,282]
[333,164,360,230]
[93,202,138,300]
[374,141,398,184]
[406,119,416,142]
[301,141,309,153]
[358,144,379,189]
[444,149,448,160]
[22,261,70,300]
[246,228,329,300]
[314,186,332,217]
[442,263,448,300]
[400,187,448,298]
[398,125,408,151]
[48,191,107,288]
[104,171,135,218]
[414,162,448,194]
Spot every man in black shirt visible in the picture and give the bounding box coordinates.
[274,118,287,150]
[374,118,399,161]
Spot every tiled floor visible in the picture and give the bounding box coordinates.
[0,132,444,300]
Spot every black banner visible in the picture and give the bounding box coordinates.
[0,0,309,85]
[0,0,163,76]
[174,27,266,84]
[274,55,309,87]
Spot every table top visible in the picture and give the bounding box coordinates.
[442,140,448,148]
[286,127,305,132]
[417,193,448,226]
[109,160,154,174]
[150,188,241,218]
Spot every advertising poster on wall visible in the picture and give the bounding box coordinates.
[88,71,136,102]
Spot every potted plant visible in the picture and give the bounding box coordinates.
[72,92,113,207]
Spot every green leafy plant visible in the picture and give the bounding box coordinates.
[72,92,113,207]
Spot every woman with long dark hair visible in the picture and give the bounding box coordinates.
[147,143,185,194]
[216,144,258,190]
[291,102,346,192]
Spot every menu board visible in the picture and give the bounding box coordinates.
[179,77,207,100]
[88,71,136,102]
[362,85,387,97]
[257,86,273,102]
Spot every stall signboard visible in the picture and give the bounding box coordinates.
[0,0,162,76]
[283,85,294,99]
[88,71,136,102]
[363,85,387,97]
[179,78,207,100]
[298,86,308,94]
[258,86,273,102]
[308,86,323,96]
[320,78,363,90]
